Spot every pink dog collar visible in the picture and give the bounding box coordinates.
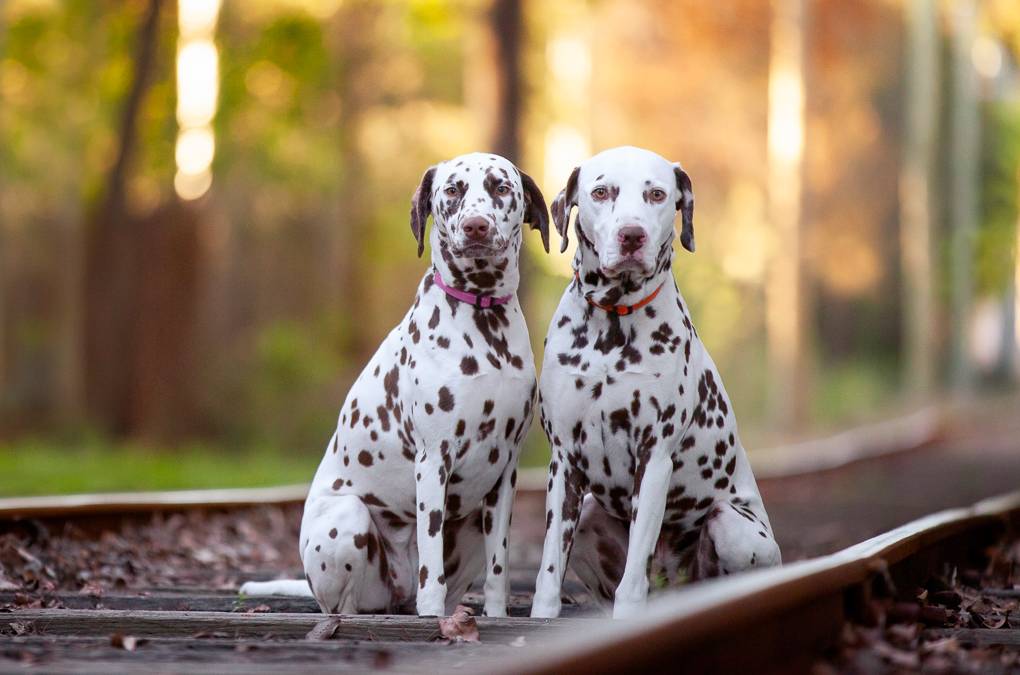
[433,271,512,309]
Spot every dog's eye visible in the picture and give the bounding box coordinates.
[649,188,667,202]
[444,186,459,197]
[496,184,510,195]
[591,187,608,200]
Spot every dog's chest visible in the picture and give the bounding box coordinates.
[542,296,694,418]
[318,283,535,521]
[541,294,729,522]
[406,287,533,375]
[403,295,535,506]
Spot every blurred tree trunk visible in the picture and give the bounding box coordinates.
[490,0,522,163]
[331,1,378,367]
[0,13,6,403]
[487,0,532,300]
[948,0,980,394]
[83,0,162,434]
[130,201,201,439]
[55,208,84,426]
[899,0,939,400]
[765,0,810,430]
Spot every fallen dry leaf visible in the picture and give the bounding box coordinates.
[79,580,104,597]
[306,617,343,641]
[438,605,480,643]
[192,630,232,639]
[110,633,143,651]
[974,610,1007,629]
[885,622,918,646]
[921,636,960,656]
[930,590,962,608]
[7,621,33,636]
[871,639,920,669]
[372,650,393,668]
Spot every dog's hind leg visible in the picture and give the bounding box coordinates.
[569,494,628,610]
[480,460,519,617]
[299,494,394,614]
[690,497,781,580]
[435,511,485,616]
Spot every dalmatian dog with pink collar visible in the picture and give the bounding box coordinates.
[531,146,781,619]
[242,152,549,617]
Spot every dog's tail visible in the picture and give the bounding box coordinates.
[239,579,314,597]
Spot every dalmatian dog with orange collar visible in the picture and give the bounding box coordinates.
[242,152,549,617]
[530,146,780,620]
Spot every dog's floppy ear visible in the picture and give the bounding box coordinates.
[673,163,695,253]
[409,165,437,258]
[519,170,551,253]
[551,166,580,253]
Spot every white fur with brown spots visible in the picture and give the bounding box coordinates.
[241,153,549,617]
[531,146,781,620]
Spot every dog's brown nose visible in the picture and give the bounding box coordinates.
[461,217,491,242]
[618,226,647,255]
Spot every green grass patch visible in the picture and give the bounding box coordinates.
[0,437,319,497]
[0,355,901,497]
[811,356,900,428]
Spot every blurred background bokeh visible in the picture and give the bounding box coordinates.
[1,0,1018,495]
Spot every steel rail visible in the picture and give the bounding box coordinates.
[506,489,1020,675]
[0,484,308,521]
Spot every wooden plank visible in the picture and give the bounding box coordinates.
[0,662,396,675]
[0,656,503,675]
[4,608,574,642]
[923,628,1020,647]
[0,635,526,673]
[0,591,594,618]
[1,591,321,614]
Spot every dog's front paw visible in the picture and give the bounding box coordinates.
[416,590,446,618]
[483,601,507,618]
[530,593,561,619]
[612,597,645,619]
[612,574,648,619]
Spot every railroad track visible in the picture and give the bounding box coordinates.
[3,488,1018,673]
[3,406,1020,673]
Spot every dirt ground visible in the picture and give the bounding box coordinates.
[813,532,1020,674]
